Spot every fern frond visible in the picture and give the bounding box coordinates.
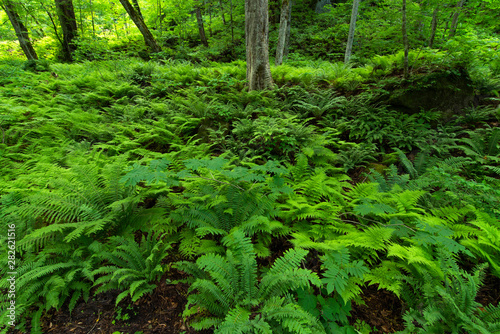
[216,307,252,334]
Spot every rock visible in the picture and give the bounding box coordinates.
[315,0,332,13]
[388,67,475,120]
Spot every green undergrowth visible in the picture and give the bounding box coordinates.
[1,55,499,334]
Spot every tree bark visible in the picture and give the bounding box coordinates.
[275,0,292,66]
[344,0,360,63]
[269,0,279,24]
[245,0,273,91]
[131,0,144,20]
[39,0,64,48]
[157,0,162,37]
[19,2,45,38]
[90,0,95,37]
[219,0,226,25]
[118,0,161,52]
[205,0,212,36]
[54,0,78,62]
[229,0,234,43]
[196,6,209,46]
[402,0,409,79]
[283,1,291,60]
[448,0,464,38]
[2,0,38,60]
[429,7,438,48]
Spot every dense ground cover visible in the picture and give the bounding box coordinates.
[1,0,500,331]
[1,49,499,333]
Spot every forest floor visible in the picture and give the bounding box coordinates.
[16,257,499,334]
[39,272,407,334]
[2,58,499,334]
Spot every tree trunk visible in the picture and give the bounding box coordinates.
[78,1,84,36]
[196,6,209,46]
[39,0,64,47]
[245,0,273,91]
[448,0,464,38]
[269,0,279,24]
[205,0,212,36]
[54,0,78,62]
[229,0,234,43]
[157,0,162,37]
[402,0,409,79]
[90,0,95,37]
[19,2,45,38]
[118,0,161,52]
[219,0,226,25]
[275,0,292,66]
[131,0,144,20]
[3,0,38,60]
[283,1,291,60]
[344,0,360,63]
[429,7,438,48]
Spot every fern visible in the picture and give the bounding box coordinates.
[320,247,370,303]
[177,230,324,333]
[91,233,171,305]
[459,209,500,276]
[291,89,346,119]
[397,264,500,334]
[15,163,158,251]
[0,243,95,333]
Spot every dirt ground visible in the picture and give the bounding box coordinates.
[11,265,500,334]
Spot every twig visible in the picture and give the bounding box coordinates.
[85,310,100,334]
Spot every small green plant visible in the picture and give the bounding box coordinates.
[297,288,357,334]
[22,59,51,73]
[397,264,500,334]
[177,230,325,333]
[113,305,136,323]
[458,127,500,169]
[231,115,317,160]
[292,89,346,119]
[92,233,171,305]
[336,143,378,172]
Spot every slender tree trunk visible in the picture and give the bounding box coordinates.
[275,0,292,66]
[269,0,279,24]
[90,0,95,37]
[131,0,144,20]
[157,0,162,37]
[119,0,161,52]
[283,1,291,60]
[2,0,38,60]
[245,0,273,91]
[40,0,64,47]
[207,0,212,36]
[448,0,464,38]
[78,1,84,36]
[219,0,226,25]
[429,7,438,48]
[123,13,129,34]
[55,0,78,62]
[196,6,209,46]
[402,0,409,79]
[19,2,45,38]
[229,0,234,42]
[113,18,119,39]
[344,0,360,63]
